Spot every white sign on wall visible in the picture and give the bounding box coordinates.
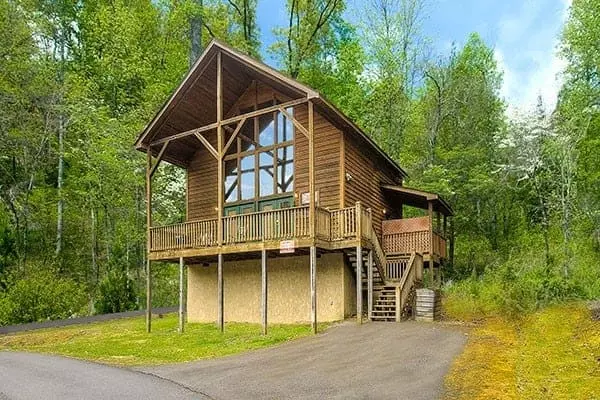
[301,191,319,205]
[280,240,295,254]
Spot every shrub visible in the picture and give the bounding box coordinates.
[0,269,87,325]
[94,269,138,314]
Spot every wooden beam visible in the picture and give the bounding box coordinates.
[146,150,152,333]
[339,134,345,208]
[278,106,309,138]
[194,132,219,159]
[308,101,315,239]
[428,201,434,285]
[222,117,247,157]
[178,256,185,334]
[217,253,224,332]
[217,50,224,246]
[310,245,317,334]
[149,141,170,178]
[146,259,152,333]
[149,98,308,148]
[220,97,308,127]
[150,122,218,146]
[356,244,362,324]
[261,248,268,335]
[367,250,373,321]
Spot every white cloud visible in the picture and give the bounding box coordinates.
[495,0,571,114]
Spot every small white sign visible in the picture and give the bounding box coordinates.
[280,240,295,254]
[301,191,319,205]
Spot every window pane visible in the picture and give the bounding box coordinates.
[277,145,294,193]
[258,113,274,146]
[277,108,294,143]
[224,159,238,202]
[240,155,254,200]
[259,151,274,197]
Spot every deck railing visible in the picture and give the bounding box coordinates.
[149,205,447,261]
[223,206,310,244]
[329,207,358,240]
[382,217,447,259]
[150,219,218,251]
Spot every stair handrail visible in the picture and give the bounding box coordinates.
[368,224,387,283]
[360,207,387,283]
[395,252,424,321]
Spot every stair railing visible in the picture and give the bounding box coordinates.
[395,252,424,321]
[360,207,386,284]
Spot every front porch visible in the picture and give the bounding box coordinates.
[148,203,447,264]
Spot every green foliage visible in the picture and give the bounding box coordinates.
[94,269,138,314]
[0,268,87,325]
[444,229,600,319]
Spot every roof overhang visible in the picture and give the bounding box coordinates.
[381,184,453,216]
[134,39,407,179]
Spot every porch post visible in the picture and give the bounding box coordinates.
[217,253,224,332]
[310,245,317,334]
[145,150,152,333]
[178,256,185,333]
[428,201,434,285]
[367,249,373,321]
[356,244,362,324]
[261,249,268,335]
[146,259,152,333]
[216,50,224,246]
[308,101,315,239]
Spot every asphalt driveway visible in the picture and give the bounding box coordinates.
[140,321,467,400]
[0,351,206,400]
[0,321,466,400]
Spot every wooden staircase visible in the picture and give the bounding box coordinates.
[344,229,424,322]
[371,286,397,321]
[345,249,385,288]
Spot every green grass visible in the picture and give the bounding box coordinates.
[444,303,600,399]
[0,314,329,366]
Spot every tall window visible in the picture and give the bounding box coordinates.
[223,104,295,204]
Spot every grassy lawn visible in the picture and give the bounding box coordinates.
[444,303,600,399]
[0,314,329,366]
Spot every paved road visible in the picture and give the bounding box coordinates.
[141,321,467,400]
[0,352,207,400]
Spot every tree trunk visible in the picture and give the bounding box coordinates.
[190,0,203,68]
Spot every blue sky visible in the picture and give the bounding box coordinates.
[256,0,571,112]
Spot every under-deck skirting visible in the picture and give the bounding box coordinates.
[187,253,356,324]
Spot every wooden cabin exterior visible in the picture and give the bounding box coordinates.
[135,40,453,333]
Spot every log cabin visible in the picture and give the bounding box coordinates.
[135,39,453,334]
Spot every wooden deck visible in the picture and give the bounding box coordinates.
[149,205,447,263]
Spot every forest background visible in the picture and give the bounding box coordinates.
[1,0,599,324]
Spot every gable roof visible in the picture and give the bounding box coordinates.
[135,39,407,178]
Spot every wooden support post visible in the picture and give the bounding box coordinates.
[310,245,317,334]
[261,249,268,335]
[216,50,224,246]
[428,201,434,286]
[145,150,152,333]
[178,256,185,334]
[308,101,315,240]
[367,250,373,321]
[217,253,224,332]
[395,286,402,322]
[146,259,152,333]
[356,244,362,324]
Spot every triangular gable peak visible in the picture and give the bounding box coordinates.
[135,39,406,178]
